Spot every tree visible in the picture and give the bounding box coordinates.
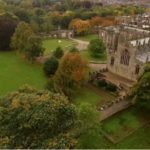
[69,19,91,35]
[81,1,92,9]
[90,16,103,27]
[11,22,34,51]
[78,103,100,132]
[90,16,116,27]
[43,57,59,77]
[132,63,150,112]
[41,21,54,33]
[0,16,17,50]
[0,86,77,149]
[61,14,73,29]
[0,0,6,13]
[30,20,40,32]
[48,133,77,149]
[11,22,44,61]
[76,103,101,149]
[88,38,106,58]
[25,35,44,62]
[49,52,87,97]
[14,8,30,22]
[53,47,64,59]
[51,12,62,28]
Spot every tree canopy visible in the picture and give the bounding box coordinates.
[132,63,150,112]
[88,38,106,58]
[69,19,91,35]
[11,22,44,61]
[0,86,77,149]
[43,56,59,77]
[0,15,17,50]
[49,52,87,97]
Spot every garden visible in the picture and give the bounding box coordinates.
[77,107,150,149]
[101,108,147,143]
[42,38,76,55]
[42,37,107,63]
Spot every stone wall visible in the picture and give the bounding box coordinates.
[99,98,131,121]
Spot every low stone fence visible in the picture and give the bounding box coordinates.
[98,97,132,121]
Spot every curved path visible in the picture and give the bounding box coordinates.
[71,38,89,50]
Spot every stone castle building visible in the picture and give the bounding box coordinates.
[99,25,150,81]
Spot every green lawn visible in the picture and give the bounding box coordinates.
[42,38,76,55]
[78,107,150,149]
[76,34,99,42]
[0,52,46,95]
[78,124,150,149]
[112,125,150,149]
[73,85,116,108]
[80,50,107,63]
[73,87,100,108]
[102,108,141,142]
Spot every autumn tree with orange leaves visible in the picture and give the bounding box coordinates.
[69,19,91,35]
[49,52,87,97]
[90,16,117,27]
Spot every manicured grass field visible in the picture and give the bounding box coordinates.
[77,34,99,42]
[80,50,107,63]
[0,52,47,95]
[42,38,76,55]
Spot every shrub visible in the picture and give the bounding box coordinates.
[88,38,106,58]
[97,80,118,92]
[43,57,59,77]
[53,46,64,59]
[70,47,79,53]
[106,83,118,92]
[97,79,107,88]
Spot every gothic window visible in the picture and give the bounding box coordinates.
[110,57,115,66]
[120,49,130,66]
[135,65,140,75]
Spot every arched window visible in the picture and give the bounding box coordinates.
[120,49,130,66]
[110,57,115,66]
[135,65,140,75]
